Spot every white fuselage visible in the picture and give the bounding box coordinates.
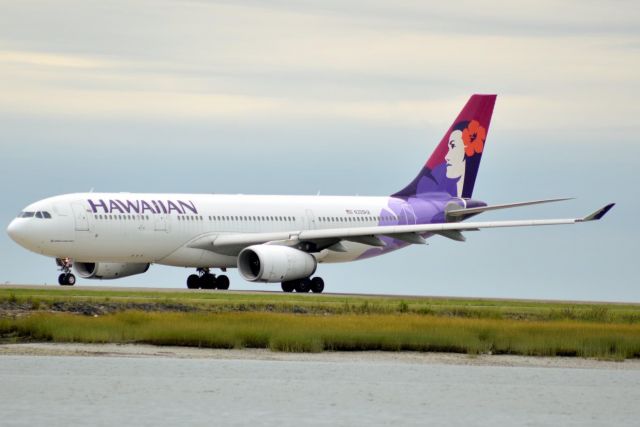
[8,192,423,268]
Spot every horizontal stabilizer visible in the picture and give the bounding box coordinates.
[446,197,573,221]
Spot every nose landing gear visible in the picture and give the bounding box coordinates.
[186,268,230,290]
[56,258,76,286]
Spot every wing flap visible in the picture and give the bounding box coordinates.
[343,235,386,247]
[383,232,427,244]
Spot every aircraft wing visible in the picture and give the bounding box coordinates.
[188,203,614,256]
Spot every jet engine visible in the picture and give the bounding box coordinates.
[237,245,317,283]
[74,262,150,279]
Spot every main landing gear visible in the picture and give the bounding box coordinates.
[281,277,324,293]
[186,268,230,290]
[56,258,76,286]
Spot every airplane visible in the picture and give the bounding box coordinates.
[6,94,614,292]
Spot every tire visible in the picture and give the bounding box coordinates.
[281,281,295,292]
[295,278,311,293]
[187,274,200,289]
[65,274,76,286]
[201,273,217,290]
[58,274,67,286]
[216,275,230,290]
[310,277,324,293]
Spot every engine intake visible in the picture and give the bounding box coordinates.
[237,245,317,283]
[74,262,150,280]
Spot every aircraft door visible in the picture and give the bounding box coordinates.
[304,209,316,230]
[71,203,90,231]
[154,214,169,232]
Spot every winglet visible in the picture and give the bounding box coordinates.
[578,203,615,222]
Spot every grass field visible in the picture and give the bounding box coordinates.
[1,287,640,359]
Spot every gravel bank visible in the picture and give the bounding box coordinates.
[1,343,639,370]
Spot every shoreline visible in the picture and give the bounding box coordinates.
[2,342,639,370]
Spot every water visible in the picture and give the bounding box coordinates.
[1,354,639,426]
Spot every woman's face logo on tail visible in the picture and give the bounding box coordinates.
[444,120,486,197]
[445,130,465,180]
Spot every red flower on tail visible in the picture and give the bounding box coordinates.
[462,120,486,157]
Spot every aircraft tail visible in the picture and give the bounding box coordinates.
[393,94,496,199]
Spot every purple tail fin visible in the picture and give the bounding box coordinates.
[393,94,497,199]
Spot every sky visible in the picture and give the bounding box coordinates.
[0,0,638,301]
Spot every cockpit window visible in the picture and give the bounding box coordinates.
[18,211,52,219]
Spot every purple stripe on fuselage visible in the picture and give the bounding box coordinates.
[357,194,469,260]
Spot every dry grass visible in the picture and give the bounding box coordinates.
[2,311,640,360]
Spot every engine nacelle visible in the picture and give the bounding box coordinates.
[237,245,317,283]
[74,262,150,280]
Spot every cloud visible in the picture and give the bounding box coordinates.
[0,1,637,130]
[0,50,111,69]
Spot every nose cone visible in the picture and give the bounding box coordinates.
[7,219,28,247]
[7,219,18,241]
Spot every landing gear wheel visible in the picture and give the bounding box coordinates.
[281,281,295,293]
[187,274,200,289]
[310,277,324,293]
[58,273,75,286]
[201,273,217,290]
[56,258,74,286]
[216,275,230,290]
[295,278,311,293]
